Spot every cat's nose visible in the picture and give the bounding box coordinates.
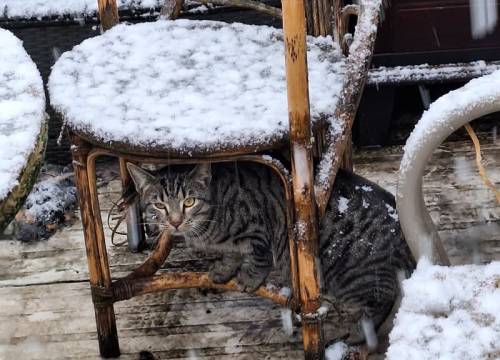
[170,219,182,229]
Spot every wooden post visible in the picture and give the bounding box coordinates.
[281,1,324,359]
[71,135,120,358]
[97,0,119,31]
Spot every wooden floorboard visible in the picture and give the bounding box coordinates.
[0,135,499,359]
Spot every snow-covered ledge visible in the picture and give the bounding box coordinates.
[0,29,46,230]
[0,0,162,20]
[397,70,500,265]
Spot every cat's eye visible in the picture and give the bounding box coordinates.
[154,202,166,210]
[183,197,195,208]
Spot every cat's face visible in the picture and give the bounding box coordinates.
[127,163,212,238]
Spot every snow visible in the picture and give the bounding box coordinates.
[361,317,378,351]
[400,69,500,178]
[325,341,348,360]
[362,198,370,208]
[369,60,500,84]
[385,203,399,221]
[314,0,382,193]
[23,174,77,225]
[280,308,293,337]
[0,0,162,20]
[0,29,45,201]
[49,20,345,152]
[387,259,500,360]
[338,197,349,214]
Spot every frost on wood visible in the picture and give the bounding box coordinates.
[314,0,382,208]
[0,29,45,204]
[369,60,500,85]
[0,0,162,20]
[387,259,500,360]
[49,20,345,153]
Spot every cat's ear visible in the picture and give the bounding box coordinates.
[189,163,212,188]
[127,163,157,193]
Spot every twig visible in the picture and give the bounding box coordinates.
[194,0,282,18]
[464,123,500,204]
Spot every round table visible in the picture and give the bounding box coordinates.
[49,19,345,156]
[0,28,46,231]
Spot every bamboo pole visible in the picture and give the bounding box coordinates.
[111,272,298,310]
[281,1,324,359]
[97,0,119,31]
[71,135,120,358]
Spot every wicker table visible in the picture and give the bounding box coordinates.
[48,1,383,358]
[0,28,47,232]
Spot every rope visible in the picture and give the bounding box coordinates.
[464,123,500,204]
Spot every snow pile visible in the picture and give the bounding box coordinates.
[387,259,500,360]
[0,29,45,201]
[23,174,76,225]
[49,20,345,152]
[400,69,500,177]
[0,0,162,20]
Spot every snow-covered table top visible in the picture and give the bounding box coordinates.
[0,29,45,201]
[0,0,162,20]
[49,20,345,155]
[387,260,500,360]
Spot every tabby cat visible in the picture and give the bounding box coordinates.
[127,162,415,345]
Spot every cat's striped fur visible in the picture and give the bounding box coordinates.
[127,162,415,344]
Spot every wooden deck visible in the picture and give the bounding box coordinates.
[1,134,499,359]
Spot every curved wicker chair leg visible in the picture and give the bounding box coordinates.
[397,74,500,265]
[126,231,174,279]
[71,135,120,358]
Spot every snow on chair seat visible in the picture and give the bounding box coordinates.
[48,19,346,156]
[0,28,46,231]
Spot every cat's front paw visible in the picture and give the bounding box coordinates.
[208,260,239,284]
[236,265,269,293]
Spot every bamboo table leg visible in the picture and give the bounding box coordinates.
[282,1,325,359]
[71,135,120,358]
